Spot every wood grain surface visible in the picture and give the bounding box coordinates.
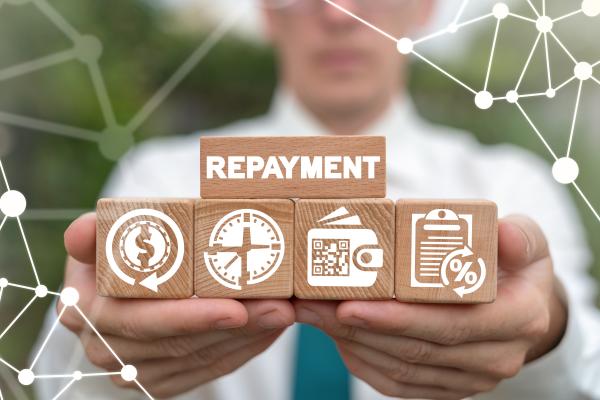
[96,198,194,299]
[294,199,395,300]
[395,200,497,304]
[195,199,294,298]
[200,136,386,198]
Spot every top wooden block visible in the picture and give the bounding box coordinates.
[200,136,386,198]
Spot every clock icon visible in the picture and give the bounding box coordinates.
[204,209,285,290]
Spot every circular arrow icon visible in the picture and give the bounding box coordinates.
[105,209,185,292]
[440,246,486,298]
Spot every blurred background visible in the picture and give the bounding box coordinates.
[0,0,598,397]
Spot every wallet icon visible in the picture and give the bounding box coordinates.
[307,207,383,287]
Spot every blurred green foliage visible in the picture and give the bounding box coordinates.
[0,1,598,397]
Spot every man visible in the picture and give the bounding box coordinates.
[35,0,600,399]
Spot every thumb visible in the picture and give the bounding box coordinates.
[498,214,550,271]
[64,212,97,264]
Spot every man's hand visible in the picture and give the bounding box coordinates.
[59,213,294,399]
[295,215,567,400]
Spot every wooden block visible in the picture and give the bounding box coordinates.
[395,200,497,304]
[294,199,395,300]
[96,198,194,298]
[200,136,386,199]
[195,199,294,298]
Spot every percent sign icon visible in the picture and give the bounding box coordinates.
[441,247,487,298]
[449,258,478,285]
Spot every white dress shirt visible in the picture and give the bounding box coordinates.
[34,91,600,399]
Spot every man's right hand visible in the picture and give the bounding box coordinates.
[59,213,294,399]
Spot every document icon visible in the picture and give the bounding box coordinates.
[410,208,487,297]
[411,209,472,288]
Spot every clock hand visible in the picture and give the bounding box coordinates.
[208,245,245,253]
[246,244,271,250]
[207,243,271,255]
[239,221,253,285]
[242,218,252,248]
[222,253,239,272]
[243,215,275,250]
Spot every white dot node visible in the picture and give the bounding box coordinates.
[552,157,579,184]
[73,371,83,381]
[447,23,458,33]
[74,35,103,63]
[474,91,494,110]
[506,90,519,103]
[98,126,135,161]
[582,0,600,17]
[18,369,35,386]
[35,285,48,298]
[493,3,510,19]
[0,278,7,288]
[121,365,138,382]
[396,37,413,55]
[546,88,556,98]
[536,16,553,33]
[574,62,593,80]
[60,287,80,306]
[0,190,26,217]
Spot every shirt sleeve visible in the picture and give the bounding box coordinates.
[31,141,188,400]
[477,148,600,399]
[32,305,147,400]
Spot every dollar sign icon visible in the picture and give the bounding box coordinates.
[135,223,156,269]
[108,209,183,292]
[119,220,170,273]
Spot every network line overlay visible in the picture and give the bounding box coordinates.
[323,0,600,222]
[0,158,153,399]
[0,0,246,398]
[0,0,599,399]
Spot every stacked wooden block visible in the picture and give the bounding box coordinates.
[97,136,497,303]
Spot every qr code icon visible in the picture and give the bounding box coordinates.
[311,239,350,276]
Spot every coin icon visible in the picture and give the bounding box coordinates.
[119,220,171,273]
[106,209,185,292]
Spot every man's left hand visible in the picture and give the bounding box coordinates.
[294,215,567,400]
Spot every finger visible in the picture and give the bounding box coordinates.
[64,213,97,265]
[60,254,248,339]
[81,301,292,367]
[81,329,251,368]
[337,339,500,393]
[240,299,295,332]
[334,299,540,345]
[121,331,280,398]
[332,327,527,378]
[64,297,249,340]
[61,244,291,341]
[58,256,95,315]
[498,215,550,271]
[295,299,530,372]
[294,299,338,327]
[338,347,472,400]
[129,330,283,383]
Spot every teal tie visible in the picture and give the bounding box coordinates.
[293,323,351,400]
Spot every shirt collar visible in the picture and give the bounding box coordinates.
[266,88,431,192]
[268,87,414,135]
[268,88,329,136]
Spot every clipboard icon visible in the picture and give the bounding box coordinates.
[410,209,472,288]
